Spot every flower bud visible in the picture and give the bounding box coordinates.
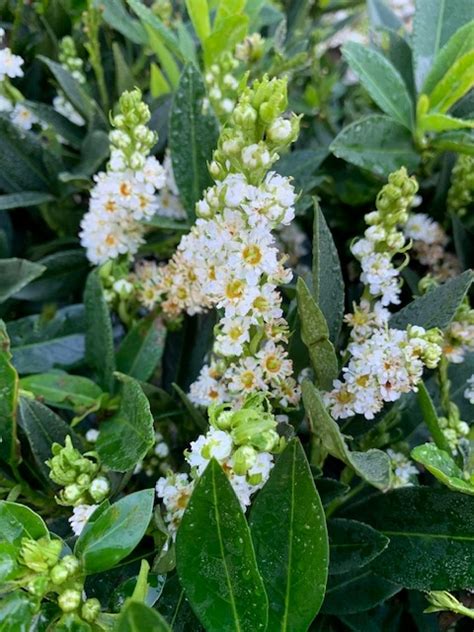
[27,575,49,596]
[58,589,82,613]
[19,537,61,573]
[89,476,110,502]
[50,564,69,585]
[232,445,257,475]
[81,598,101,622]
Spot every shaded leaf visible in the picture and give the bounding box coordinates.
[249,439,329,630]
[0,322,19,465]
[116,315,166,382]
[328,519,389,575]
[176,459,268,632]
[116,601,171,631]
[0,191,55,211]
[0,258,45,303]
[96,0,147,45]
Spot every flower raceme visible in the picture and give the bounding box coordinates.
[134,76,301,407]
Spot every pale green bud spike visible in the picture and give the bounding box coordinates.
[19,537,61,573]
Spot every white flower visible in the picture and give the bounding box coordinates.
[155,441,170,458]
[387,449,418,488]
[85,429,100,443]
[186,427,234,475]
[156,472,195,538]
[464,375,474,405]
[0,95,12,112]
[11,104,37,130]
[0,47,24,80]
[69,504,98,536]
[267,117,293,143]
[53,94,85,126]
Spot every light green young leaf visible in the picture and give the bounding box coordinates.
[411,443,474,495]
[84,269,116,393]
[214,0,246,30]
[145,24,181,89]
[296,278,338,391]
[185,0,211,43]
[330,115,420,177]
[390,269,473,330]
[301,381,392,491]
[342,42,414,129]
[112,43,135,95]
[0,259,45,303]
[169,64,219,219]
[249,439,329,630]
[428,51,474,114]
[412,0,472,90]
[203,15,249,66]
[422,20,474,94]
[150,62,171,98]
[0,501,48,544]
[418,112,474,132]
[0,322,19,466]
[176,459,268,632]
[312,202,344,344]
[96,373,154,472]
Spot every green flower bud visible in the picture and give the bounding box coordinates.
[61,555,80,576]
[19,537,61,573]
[232,445,257,475]
[89,476,110,503]
[58,589,82,613]
[50,564,69,585]
[81,598,101,623]
[27,574,49,596]
[62,484,85,505]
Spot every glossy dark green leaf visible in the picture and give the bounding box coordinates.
[116,315,166,382]
[312,203,344,344]
[157,574,203,631]
[176,459,268,632]
[172,383,207,431]
[390,270,473,330]
[328,519,389,575]
[7,305,85,374]
[249,439,329,630]
[0,590,37,631]
[169,64,219,219]
[342,42,414,129]
[18,397,82,483]
[19,373,103,413]
[302,381,392,491]
[330,115,419,177]
[0,191,55,211]
[0,501,48,544]
[342,487,474,590]
[411,443,474,495]
[0,321,19,465]
[412,0,473,90]
[75,489,154,573]
[296,277,338,391]
[116,601,171,632]
[451,213,474,270]
[322,568,401,615]
[0,258,45,303]
[84,269,116,392]
[315,478,350,507]
[423,20,474,94]
[96,374,154,472]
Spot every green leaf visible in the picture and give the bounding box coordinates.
[0,591,37,631]
[214,0,246,30]
[451,213,474,270]
[0,191,55,211]
[417,382,451,452]
[0,541,20,582]
[330,115,420,177]
[55,614,92,632]
[411,443,474,495]
[296,277,338,391]
[75,489,154,573]
[17,397,82,483]
[169,64,219,220]
[59,130,109,184]
[367,0,403,32]
[390,269,473,330]
[96,374,154,472]
[328,519,389,575]
[158,573,204,631]
[301,381,392,491]
[113,43,135,96]
[95,0,147,44]
[428,50,474,114]
[249,439,329,630]
[203,15,249,65]
[0,322,19,465]
[322,568,400,615]
[185,0,210,43]
[342,42,414,129]
[84,270,116,393]
[116,314,166,382]
[7,305,85,374]
[419,112,474,132]
[431,129,474,154]
[150,62,171,98]
[342,487,474,590]
[176,459,268,632]
[422,20,474,94]
[312,202,345,344]
[145,24,181,89]
[24,100,84,149]
[19,373,103,414]
[127,0,184,61]
[116,601,171,632]
[0,501,48,544]
[172,383,207,432]
[412,0,472,90]
[0,258,45,303]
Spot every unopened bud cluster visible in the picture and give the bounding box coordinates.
[205,52,240,120]
[47,436,110,506]
[156,394,283,536]
[447,154,474,217]
[235,33,265,63]
[53,37,86,127]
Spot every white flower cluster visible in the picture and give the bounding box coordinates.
[80,88,167,264]
[204,51,240,120]
[53,36,86,127]
[0,29,38,131]
[405,212,459,281]
[387,449,418,488]
[464,375,474,405]
[156,395,281,537]
[325,323,442,420]
[69,503,98,536]
[351,168,418,306]
[443,300,474,364]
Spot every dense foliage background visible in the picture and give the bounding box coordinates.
[0,0,473,630]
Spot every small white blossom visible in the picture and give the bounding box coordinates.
[69,504,98,536]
